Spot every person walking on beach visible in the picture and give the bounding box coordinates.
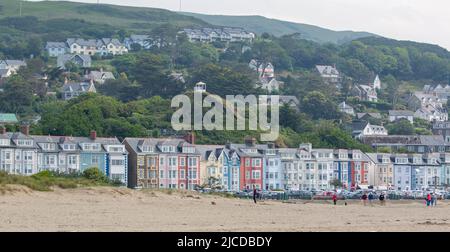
[252,186,257,204]
[368,192,374,206]
[361,193,368,206]
[431,193,436,207]
[379,192,385,206]
[332,193,338,205]
[426,193,431,207]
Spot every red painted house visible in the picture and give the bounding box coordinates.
[227,138,264,191]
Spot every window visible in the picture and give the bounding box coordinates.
[17,140,33,146]
[190,168,198,179]
[83,143,101,151]
[68,156,77,165]
[0,139,9,146]
[45,155,56,165]
[160,157,165,166]
[92,155,99,164]
[142,146,153,152]
[109,146,124,152]
[24,152,33,161]
[138,169,144,179]
[168,157,177,167]
[252,171,261,179]
[111,159,124,166]
[188,157,197,167]
[160,170,164,179]
[245,159,250,167]
[180,170,185,179]
[63,144,76,151]
[41,143,55,150]
[111,174,124,182]
[138,157,144,166]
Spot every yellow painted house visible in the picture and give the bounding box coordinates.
[197,145,226,189]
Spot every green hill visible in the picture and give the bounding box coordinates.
[0,0,207,30]
[181,12,377,44]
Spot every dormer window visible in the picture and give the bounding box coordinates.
[141,146,154,153]
[83,143,101,151]
[109,146,124,152]
[63,144,76,151]
[41,143,56,151]
[0,139,10,146]
[266,149,276,155]
[17,140,33,147]
[162,146,175,153]
[182,147,195,154]
[243,148,257,154]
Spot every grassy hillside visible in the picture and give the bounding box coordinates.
[0,0,207,30]
[182,12,377,44]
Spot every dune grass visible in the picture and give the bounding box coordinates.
[0,168,121,192]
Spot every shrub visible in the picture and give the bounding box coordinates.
[82,167,108,183]
[31,170,54,178]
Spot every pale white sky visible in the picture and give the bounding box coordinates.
[31,0,450,50]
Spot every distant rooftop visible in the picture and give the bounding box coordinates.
[0,113,18,124]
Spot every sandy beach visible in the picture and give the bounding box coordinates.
[0,186,449,232]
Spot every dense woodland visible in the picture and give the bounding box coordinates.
[1,9,450,149]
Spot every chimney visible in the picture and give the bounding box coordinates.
[90,130,97,140]
[0,125,6,135]
[184,131,195,144]
[244,136,256,146]
[20,124,30,136]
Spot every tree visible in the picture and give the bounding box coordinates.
[330,178,343,189]
[386,119,414,135]
[300,91,340,120]
[98,77,140,102]
[190,64,256,97]
[251,40,292,71]
[0,75,34,114]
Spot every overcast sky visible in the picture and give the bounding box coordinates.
[31,0,450,50]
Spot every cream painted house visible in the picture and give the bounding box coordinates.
[197,145,227,189]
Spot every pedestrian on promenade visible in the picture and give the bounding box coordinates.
[253,186,257,204]
[379,193,386,206]
[368,192,374,206]
[361,193,368,206]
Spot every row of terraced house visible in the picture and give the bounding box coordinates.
[1,126,449,191]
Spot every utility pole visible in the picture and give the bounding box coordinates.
[19,0,22,17]
[179,0,182,12]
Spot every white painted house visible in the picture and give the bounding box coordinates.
[389,110,414,124]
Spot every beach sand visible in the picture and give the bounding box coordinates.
[0,186,449,232]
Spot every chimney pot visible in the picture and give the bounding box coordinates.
[184,132,195,144]
[90,130,97,140]
[20,125,30,136]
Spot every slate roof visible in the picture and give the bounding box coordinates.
[45,42,67,49]
[316,65,339,76]
[389,110,414,117]
[62,81,94,93]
